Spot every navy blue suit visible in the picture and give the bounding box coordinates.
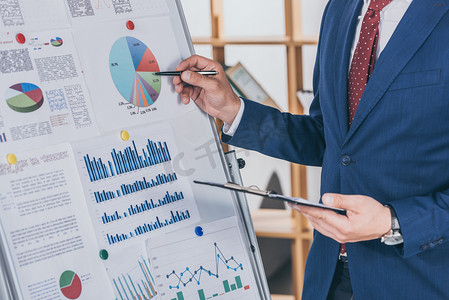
[223,0,449,299]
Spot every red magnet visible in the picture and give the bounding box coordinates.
[16,33,26,44]
[126,20,135,30]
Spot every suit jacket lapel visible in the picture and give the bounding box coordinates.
[332,0,364,138]
[344,0,449,145]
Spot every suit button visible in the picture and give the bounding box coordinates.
[340,155,351,166]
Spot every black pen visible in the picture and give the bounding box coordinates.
[154,71,218,76]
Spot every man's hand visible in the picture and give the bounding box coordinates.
[291,194,392,243]
[173,55,241,125]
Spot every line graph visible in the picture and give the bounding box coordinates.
[167,242,243,289]
[148,217,258,300]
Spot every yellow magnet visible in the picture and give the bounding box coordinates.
[7,153,17,165]
[120,130,130,141]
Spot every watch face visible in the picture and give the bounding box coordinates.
[384,234,404,246]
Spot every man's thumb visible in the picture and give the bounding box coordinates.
[322,193,339,207]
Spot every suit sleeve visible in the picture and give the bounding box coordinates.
[388,190,449,258]
[222,98,325,166]
[221,1,333,167]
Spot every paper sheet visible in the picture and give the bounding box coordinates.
[147,216,259,300]
[73,15,196,133]
[65,0,169,24]
[72,124,200,250]
[0,28,99,153]
[0,143,114,299]
[0,0,70,31]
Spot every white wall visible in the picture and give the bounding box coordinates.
[180,0,328,208]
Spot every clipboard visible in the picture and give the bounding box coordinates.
[194,180,346,215]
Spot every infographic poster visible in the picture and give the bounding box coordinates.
[0,143,114,299]
[65,0,169,24]
[0,0,70,31]
[72,123,200,249]
[147,217,259,300]
[0,28,99,153]
[74,15,196,132]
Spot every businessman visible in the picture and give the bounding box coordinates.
[173,0,449,299]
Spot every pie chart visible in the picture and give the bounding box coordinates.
[59,270,82,299]
[5,83,44,113]
[51,37,63,47]
[109,36,161,107]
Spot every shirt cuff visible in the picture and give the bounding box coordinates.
[222,98,245,136]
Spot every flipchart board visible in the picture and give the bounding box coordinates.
[0,0,270,299]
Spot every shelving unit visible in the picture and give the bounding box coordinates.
[190,1,318,299]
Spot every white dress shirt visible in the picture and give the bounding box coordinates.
[223,0,412,136]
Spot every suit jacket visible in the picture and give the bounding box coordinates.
[223,0,449,299]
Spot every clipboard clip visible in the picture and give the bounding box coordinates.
[193,180,274,197]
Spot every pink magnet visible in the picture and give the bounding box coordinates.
[16,33,26,44]
[126,20,135,30]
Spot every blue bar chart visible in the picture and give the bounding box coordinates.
[106,209,191,245]
[94,172,178,203]
[73,127,199,252]
[83,139,171,182]
[101,191,185,224]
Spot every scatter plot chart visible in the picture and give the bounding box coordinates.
[110,36,161,107]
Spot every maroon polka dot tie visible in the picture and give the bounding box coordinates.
[340,0,392,260]
[348,0,392,127]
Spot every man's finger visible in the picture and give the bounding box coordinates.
[180,86,195,104]
[173,75,182,85]
[301,206,348,230]
[176,55,217,72]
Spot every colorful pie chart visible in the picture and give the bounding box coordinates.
[51,37,63,47]
[5,83,44,113]
[59,270,82,299]
[109,36,161,107]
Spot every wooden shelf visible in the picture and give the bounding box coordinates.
[193,36,317,46]
[272,294,295,300]
[251,209,313,239]
[252,209,296,238]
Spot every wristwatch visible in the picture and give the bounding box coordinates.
[381,205,404,245]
